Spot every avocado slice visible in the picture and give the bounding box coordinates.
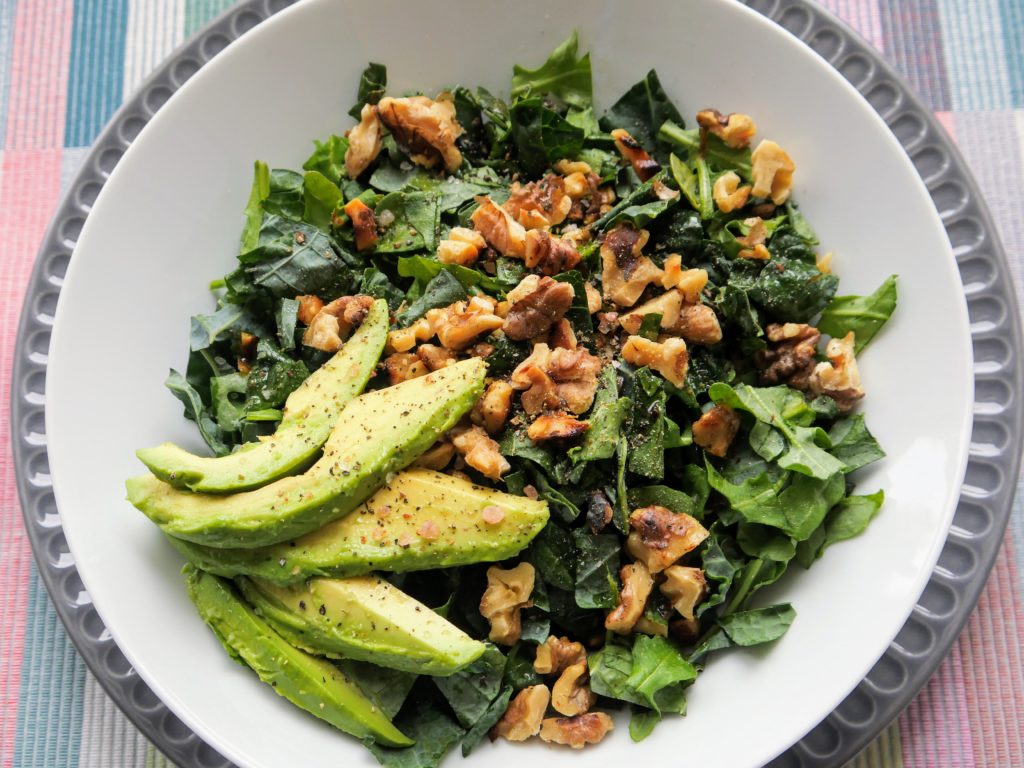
[137,299,389,493]
[237,575,486,676]
[167,469,550,584]
[183,565,412,747]
[126,358,487,548]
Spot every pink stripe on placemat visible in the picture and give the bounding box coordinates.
[818,0,885,51]
[933,110,956,138]
[4,0,73,150]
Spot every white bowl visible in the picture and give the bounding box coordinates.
[46,0,972,766]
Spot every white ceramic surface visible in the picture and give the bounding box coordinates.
[45,1,973,766]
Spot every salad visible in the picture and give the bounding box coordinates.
[127,32,898,765]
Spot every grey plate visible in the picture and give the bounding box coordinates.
[12,0,1023,766]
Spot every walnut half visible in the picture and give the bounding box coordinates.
[376,95,463,172]
[534,636,586,675]
[627,505,709,573]
[551,661,596,716]
[451,425,510,481]
[493,685,550,742]
[605,561,654,634]
[809,331,864,412]
[502,275,575,341]
[539,712,614,749]
[621,335,689,388]
[479,563,535,645]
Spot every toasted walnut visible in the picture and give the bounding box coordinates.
[605,561,654,634]
[376,95,463,172]
[672,303,723,345]
[551,661,596,716]
[343,198,378,252]
[660,566,708,621]
[627,505,709,573]
[660,256,709,301]
[416,343,456,371]
[511,343,603,415]
[301,295,375,352]
[601,226,664,307]
[713,171,752,213]
[302,312,344,352]
[344,103,383,178]
[503,275,575,341]
[527,412,589,443]
[426,296,504,351]
[692,405,740,457]
[539,713,614,749]
[562,171,590,199]
[296,294,324,325]
[587,490,614,534]
[611,128,660,181]
[504,175,573,229]
[412,440,455,470]
[621,336,689,388]
[619,290,683,335]
[470,196,526,258]
[736,217,770,260]
[480,562,534,644]
[751,139,795,204]
[524,229,582,276]
[493,685,550,742]
[451,424,510,481]
[756,322,821,389]
[696,108,757,149]
[809,331,864,412]
[534,636,586,675]
[383,352,428,385]
[585,283,603,314]
[549,318,577,350]
[386,317,433,354]
[471,380,514,434]
[438,226,487,266]
[554,159,594,176]
[817,251,833,274]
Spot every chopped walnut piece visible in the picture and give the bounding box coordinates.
[344,103,383,178]
[621,335,689,388]
[539,713,614,749]
[426,296,504,351]
[493,685,550,742]
[660,256,709,301]
[479,562,534,645]
[696,108,758,149]
[660,566,708,621]
[383,352,428,385]
[551,661,596,716]
[302,312,344,352]
[451,424,510,481]
[562,171,590,199]
[527,412,589,443]
[416,343,456,371]
[343,198,378,252]
[809,331,864,412]
[611,128,661,181]
[619,290,683,335]
[627,505,709,573]
[386,317,433,354]
[470,196,527,258]
[534,636,586,675]
[549,317,577,350]
[470,380,514,434]
[376,95,463,172]
[672,303,723,345]
[692,405,740,457]
[412,440,455,470]
[554,159,593,175]
[817,251,833,274]
[301,295,375,352]
[736,216,771,260]
[503,275,575,341]
[713,170,752,213]
[756,322,821,389]
[504,175,573,229]
[584,283,603,314]
[296,295,324,325]
[524,229,582,275]
[601,226,665,307]
[605,561,654,634]
[751,139,795,204]
[437,227,487,266]
[511,343,602,415]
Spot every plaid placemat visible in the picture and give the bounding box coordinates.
[1,1,1021,766]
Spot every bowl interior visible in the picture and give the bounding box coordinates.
[45,1,972,766]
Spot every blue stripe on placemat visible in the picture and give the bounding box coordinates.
[64,0,130,148]
[997,0,1024,108]
[878,0,952,112]
[0,0,18,149]
[12,567,87,768]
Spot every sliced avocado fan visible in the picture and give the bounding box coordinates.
[126,358,486,548]
[136,299,389,493]
[237,575,486,676]
[167,468,550,584]
[183,565,412,747]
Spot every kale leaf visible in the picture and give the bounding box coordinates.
[600,69,684,158]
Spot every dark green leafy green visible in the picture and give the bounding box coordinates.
[527,522,576,591]
[433,644,506,728]
[349,62,386,119]
[275,298,298,350]
[302,170,342,230]
[572,530,620,609]
[718,604,796,646]
[511,31,592,108]
[395,269,467,325]
[600,69,684,158]
[165,370,229,456]
[303,135,348,182]
[818,275,898,353]
[336,660,417,719]
[508,99,585,176]
[461,686,513,757]
[366,702,464,768]
[797,491,885,567]
[625,635,697,713]
[828,414,886,472]
[240,161,270,253]
[571,366,629,462]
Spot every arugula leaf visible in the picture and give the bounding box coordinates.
[828,414,886,472]
[669,154,699,211]
[526,522,576,591]
[600,69,684,158]
[336,660,416,720]
[570,365,629,462]
[736,523,796,562]
[461,686,513,756]
[433,644,506,728]
[367,701,464,768]
[165,369,230,456]
[572,530,620,609]
[508,99,585,176]
[397,255,503,295]
[630,708,663,742]
[240,161,270,253]
[818,275,898,353]
[697,531,743,617]
[511,31,592,108]
[606,197,677,229]
[590,638,690,716]
[626,635,697,713]
[303,135,348,183]
[777,472,846,541]
[797,490,885,567]
[349,62,386,119]
[395,269,467,325]
[301,171,342,231]
[718,604,796,646]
